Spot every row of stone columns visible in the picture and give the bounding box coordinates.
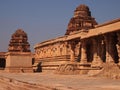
[117,32,120,64]
[80,40,87,64]
[104,33,114,63]
[91,37,102,67]
[68,39,88,63]
[69,31,120,66]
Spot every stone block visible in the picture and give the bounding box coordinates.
[5,52,33,73]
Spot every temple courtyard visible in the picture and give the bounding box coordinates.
[0,4,120,90]
[0,72,120,90]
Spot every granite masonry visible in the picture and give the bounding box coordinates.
[0,4,120,78]
[5,29,33,73]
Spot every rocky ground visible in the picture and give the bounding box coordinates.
[0,72,120,90]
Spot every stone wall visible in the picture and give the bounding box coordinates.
[34,39,82,72]
[35,41,69,59]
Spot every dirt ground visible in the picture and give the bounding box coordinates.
[0,72,120,90]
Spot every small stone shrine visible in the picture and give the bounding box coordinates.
[5,29,33,73]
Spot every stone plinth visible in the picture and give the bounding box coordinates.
[5,52,33,73]
[55,62,80,75]
[37,55,70,73]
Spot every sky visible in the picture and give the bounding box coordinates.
[0,0,120,52]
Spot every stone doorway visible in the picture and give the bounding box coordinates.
[104,32,119,63]
[86,43,93,63]
[0,58,6,69]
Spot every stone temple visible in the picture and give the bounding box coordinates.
[5,29,33,73]
[8,29,31,52]
[65,4,97,35]
[0,4,120,78]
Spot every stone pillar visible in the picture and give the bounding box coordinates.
[100,39,106,62]
[104,34,114,63]
[75,42,81,62]
[91,37,102,67]
[69,41,76,62]
[80,40,87,64]
[117,32,120,64]
[64,42,68,55]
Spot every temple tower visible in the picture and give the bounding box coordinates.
[5,29,33,73]
[65,4,97,35]
[8,29,30,52]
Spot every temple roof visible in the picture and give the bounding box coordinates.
[8,29,31,52]
[75,4,89,11]
[65,4,97,35]
[74,4,91,17]
[12,29,27,38]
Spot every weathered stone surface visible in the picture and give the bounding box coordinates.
[8,29,30,52]
[34,4,120,78]
[0,4,119,79]
[65,4,97,35]
[55,62,80,75]
[5,52,33,73]
[1,72,120,90]
[93,63,120,79]
[5,29,33,73]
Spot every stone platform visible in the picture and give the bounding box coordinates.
[5,52,33,73]
[0,72,120,90]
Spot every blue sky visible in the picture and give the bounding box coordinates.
[0,0,120,52]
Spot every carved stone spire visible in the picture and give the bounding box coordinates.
[65,4,97,35]
[8,29,31,52]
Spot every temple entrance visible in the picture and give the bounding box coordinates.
[104,33,119,63]
[86,43,93,63]
[113,33,119,63]
[101,43,106,62]
[0,58,6,69]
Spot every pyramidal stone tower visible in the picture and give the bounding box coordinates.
[8,29,31,52]
[5,29,33,73]
[65,4,97,35]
